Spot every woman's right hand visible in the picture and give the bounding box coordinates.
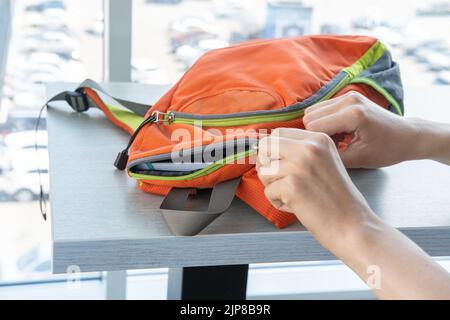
[303,91,439,168]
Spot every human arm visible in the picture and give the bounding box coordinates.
[256,128,450,299]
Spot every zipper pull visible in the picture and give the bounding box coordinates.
[153,111,175,123]
[114,114,156,170]
[114,149,130,171]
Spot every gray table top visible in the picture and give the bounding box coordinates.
[47,83,450,273]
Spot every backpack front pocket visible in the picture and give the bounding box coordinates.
[127,137,258,181]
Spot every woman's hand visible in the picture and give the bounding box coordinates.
[256,127,450,300]
[256,127,378,250]
[303,91,422,168]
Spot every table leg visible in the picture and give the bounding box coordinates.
[105,270,127,300]
[167,264,249,300]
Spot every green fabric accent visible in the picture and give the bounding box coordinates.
[318,73,351,102]
[350,77,403,116]
[129,149,254,181]
[344,41,387,78]
[105,104,145,132]
[172,109,306,127]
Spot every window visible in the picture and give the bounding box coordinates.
[132,0,450,86]
[0,0,103,283]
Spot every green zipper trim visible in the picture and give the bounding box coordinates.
[318,73,351,102]
[170,73,351,127]
[169,40,387,127]
[343,41,387,78]
[129,149,255,181]
[171,109,307,127]
[349,77,403,116]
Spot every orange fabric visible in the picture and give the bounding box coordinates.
[139,182,171,196]
[84,88,135,135]
[237,168,297,228]
[164,36,377,112]
[131,36,378,160]
[94,36,394,229]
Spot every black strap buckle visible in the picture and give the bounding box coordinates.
[64,90,90,112]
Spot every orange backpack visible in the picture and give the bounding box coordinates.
[48,35,404,235]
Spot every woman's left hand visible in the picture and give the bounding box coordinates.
[256,128,376,248]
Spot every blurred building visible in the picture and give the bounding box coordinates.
[263,0,312,38]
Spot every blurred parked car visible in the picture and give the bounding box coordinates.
[146,0,183,4]
[0,108,46,134]
[25,11,68,30]
[12,91,44,109]
[28,72,60,86]
[435,71,450,85]
[412,40,450,61]
[424,52,450,71]
[4,130,48,149]
[21,35,77,56]
[320,23,344,35]
[26,0,66,12]
[18,61,59,76]
[370,26,403,47]
[413,40,450,70]
[0,174,8,201]
[16,245,51,277]
[25,52,63,66]
[352,16,379,30]
[416,2,450,16]
[0,243,51,281]
[86,12,104,37]
[1,82,14,101]
[169,15,217,34]
[22,47,79,62]
[403,39,431,56]
[1,131,49,202]
[25,30,76,44]
[18,53,85,80]
[27,21,70,34]
[132,59,169,84]
[175,38,229,68]
[170,29,218,53]
[1,166,49,202]
[24,26,75,39]
[213,0,246,18]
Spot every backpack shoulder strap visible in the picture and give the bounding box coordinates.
[46,79,152,134]
[160,177,241,236]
